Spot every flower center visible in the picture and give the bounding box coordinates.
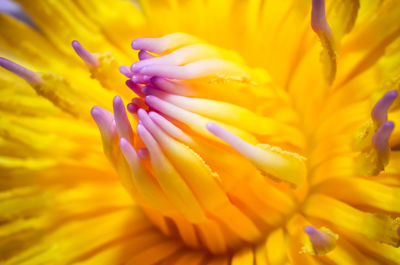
[88,33,310,254]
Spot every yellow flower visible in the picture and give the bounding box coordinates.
[1,0,400,264]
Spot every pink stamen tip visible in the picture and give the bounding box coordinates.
[119,137,131,152]
[371,90,398,124]
[149,111,190,143]
[151,77,193,96]
[311,0,332,35]
[90,106,114,139]
[126,80,145,97]
[137,148,149,159]
[113,96,134,141]
[0,57,41,84]
[132,38,163,53]
[137,108,149,123]
[397,226,400,236]
[138,50,154,60]
[206,122,257,160]
[304,226,317,235]
[139,64,188,80]
[71,40,99,66]
[131,74,151,84]
[119,65,133,78]
[127,102,139,114]
[372,121,395,153]
[120,137,140,167]
[142,86,151,95]
[132,97,147,109]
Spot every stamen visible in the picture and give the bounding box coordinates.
[71,40,99,67]
[206,122,306,186]
[127,103,139,114]
[139,59,249,80]
[0,57,41,84]
[131,33,199,53]
[113,96,134,142]
[148,111,192,144]
[145,95,256,143]
[136,123,206,223]
[371,90,398,125]
[119,137,174,214]
[138,50,155,60]
[301,226,338,256]
[90,106,115,140]
[132,97,147,110]
[131,74,151,84]
[137,148,149,159]
[91,106,117,161]
[131,44,221,73]
[311,0,332,35]
[151,77,194,96]
[119,65,133,78]
[138,108,166,141]
[125,80,145,97]
[372,121,395,154]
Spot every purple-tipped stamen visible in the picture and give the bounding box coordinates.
[137,108,164,141]
[206,122,255,158]
[131,74,151,84]
[0,57,41,84]
[138,50,155,60]
[127,102,139,114]
[311,0,332,35]
[91,106,115,140]
[71,40,99,67]
[149,111,192,144]
[137,148,149,159]
[304,226,333,248]
[151,77,193,96]
[304,226,317,235]
[113,96,134,142]
[131,34,198,54]
[371,90,398,124]
[372,121,395,153]
[125,80,145,97]
[139,59,248,80]
[119,65,133,78]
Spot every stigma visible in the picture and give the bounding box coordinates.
[354,90,398,176]
[300,226,338,256]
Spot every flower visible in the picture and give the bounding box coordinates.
[1,0,400,264]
